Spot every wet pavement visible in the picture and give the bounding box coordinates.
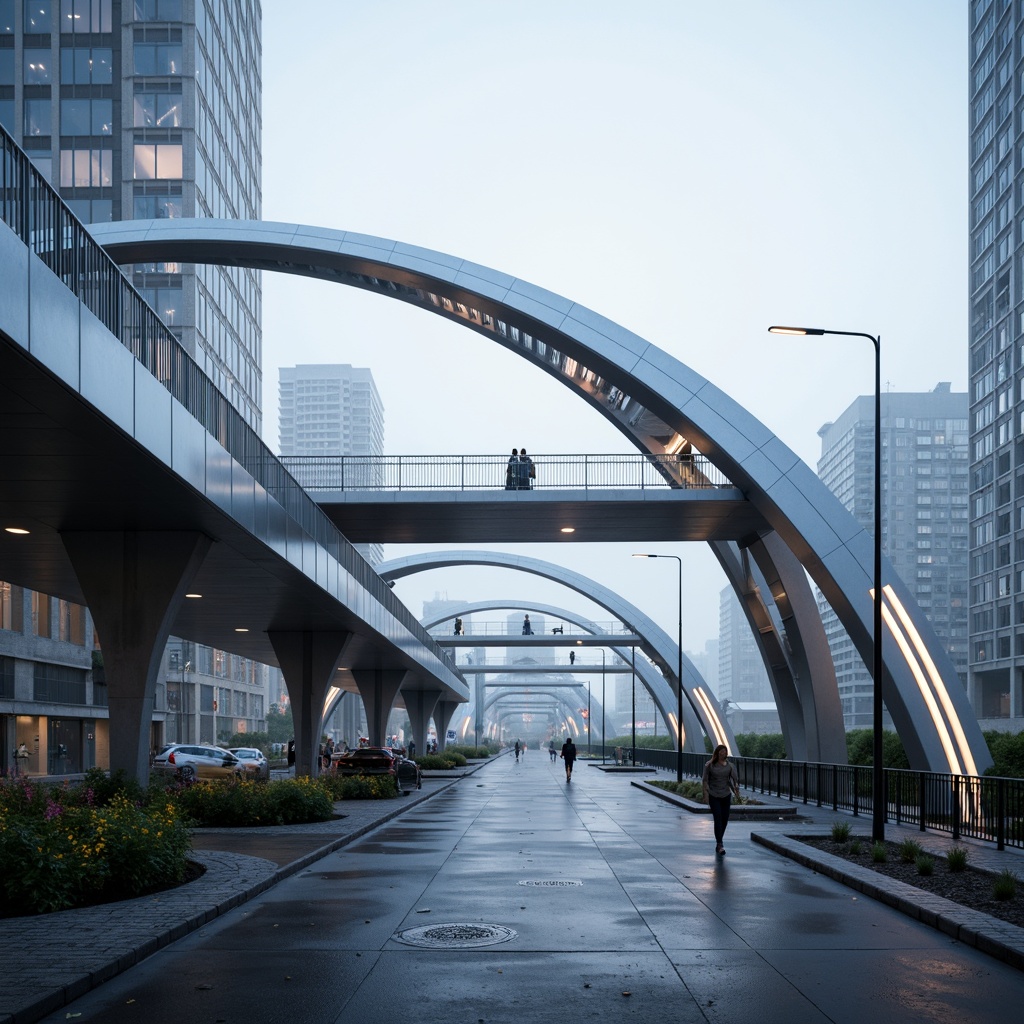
[6,753,1024,1024]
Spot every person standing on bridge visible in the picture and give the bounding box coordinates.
[518,447,534,489]
[506,449,519,490]
[560,735,577,783]
[522,614,533,635]
[702,744,740,856]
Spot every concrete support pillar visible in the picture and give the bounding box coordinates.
[402,687,441,754]
[433,699,462,750]
[351,668,408,747]
[473,676,487,746]
[268,631,352,777]
[61,531,211,783]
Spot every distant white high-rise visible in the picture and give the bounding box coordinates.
[278,364,385,565]
[816,383,969,730]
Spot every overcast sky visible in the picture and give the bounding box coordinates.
[259,0,967,659]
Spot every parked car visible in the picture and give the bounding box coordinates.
[152,743,241,781]
[229,747,269,781]
[330,746,422,793]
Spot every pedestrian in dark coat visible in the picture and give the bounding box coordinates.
[560,736,577,783]
[702,744,740,855]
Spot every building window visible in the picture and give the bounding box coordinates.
[0,581,23,631]
[24,0,53,32]
[31,592,51,638]
[133,90,182,128]
[60,47,113,85]
[133,0,181,20]
[133,42,182,76]
[60,98,112,136]
[133,191,182,218]
[23,98,50,136]
[133,142,182,179]
[24,49,52,84]
[61,0,112,33]
[59,145,112,187]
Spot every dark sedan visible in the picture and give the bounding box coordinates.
[330,746,422,793]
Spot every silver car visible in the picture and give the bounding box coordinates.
[152,743,241,782]
[229,746,270,781]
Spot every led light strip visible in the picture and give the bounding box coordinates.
[883,585,979,778]
[693,687,726,749]
[878,599,961,775]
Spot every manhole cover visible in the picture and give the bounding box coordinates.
[517,879,583,887]
[394,923,517,948]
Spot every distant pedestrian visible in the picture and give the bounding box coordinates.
[514,739,521,763]
[287,739,295,771]
[518,447,534,489]
[548,740,556,763]
[454,617,464,635]
[569,650,575,665]
[505,449,519,490]
[14,742,29,776]
[522,614,533,635]
[560,736,577,783]
[702,744,740,855]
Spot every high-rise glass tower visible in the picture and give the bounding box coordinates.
[817,384,969,730]
[0,0,263,429]
[968,0,1024,732]
[0,0,265,769]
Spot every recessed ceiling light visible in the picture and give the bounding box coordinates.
[560,527,575,534]
[234,627,249,633]
[4,527,30,535]
[185,592,202,599]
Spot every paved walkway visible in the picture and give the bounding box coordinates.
[3,754,1024,1024]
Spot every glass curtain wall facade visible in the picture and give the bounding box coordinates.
[0,0,262,428]
[817,385,969,730]
[968,0,1024,732]
[0,0,268,768]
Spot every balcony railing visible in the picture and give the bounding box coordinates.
[629,748,1024,851]
[278,453,734,492]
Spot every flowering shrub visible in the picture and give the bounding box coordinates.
[0,778,190,916]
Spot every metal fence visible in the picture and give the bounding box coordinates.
[0,123,445,660]
[278,453,734,491]
[627,748,1024,851]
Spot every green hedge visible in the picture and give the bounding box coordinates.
[173,776,334,827]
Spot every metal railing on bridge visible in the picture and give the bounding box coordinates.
[430,620,632,637]
[278,453,734,491]
[0,124,440,656]
[626,747,1024,852]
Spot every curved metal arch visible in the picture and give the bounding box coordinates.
[421,598,703,752]
[378,550,733,751]
[89,219,990,773]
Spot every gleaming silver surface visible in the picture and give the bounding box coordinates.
[87,218,989,773]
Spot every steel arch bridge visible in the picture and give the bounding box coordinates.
[384,557,728,753]
[420,598,698,751]
[89,219,990,774]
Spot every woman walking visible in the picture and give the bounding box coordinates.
[701,744,740,855]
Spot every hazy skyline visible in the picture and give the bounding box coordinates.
[260,1,967,656]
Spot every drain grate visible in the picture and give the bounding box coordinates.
[394,923,517,948]
[517,879,583,887]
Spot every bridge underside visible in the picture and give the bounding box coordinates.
[315,489,766,543]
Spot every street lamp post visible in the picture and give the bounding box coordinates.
[769,325,884,842]
[633,552,684,782]
[631,646,636,768]
[587,681,592,756]
[601,648,607,764]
